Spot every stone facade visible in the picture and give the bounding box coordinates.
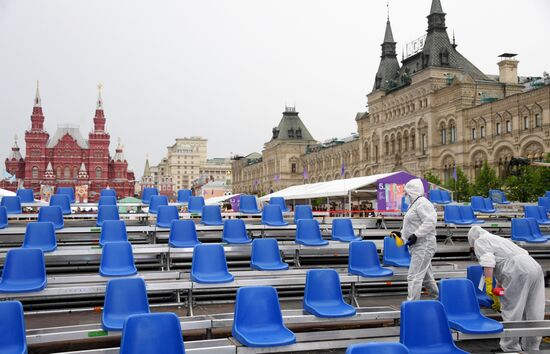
[232,0,549,194]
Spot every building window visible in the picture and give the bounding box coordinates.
[374,146,379,162]
[440,128,447,145]
[450,126,456,143]
[506,120,512,133]
[287,129,294,138]
[535,113,541,127]
[471,128,476,140]
[523,116,529,130]
[421,134,427,155]
[32,166,38,179]
[95,167,102,179]
[64,167,70,179]
[496,122,501,135]
[385,141,389,155]
[411,134,416,150]
[296,129,302,138]
[480,126,485,138]
[291,163,297,174]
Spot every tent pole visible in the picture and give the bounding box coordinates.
[348,191,352,218]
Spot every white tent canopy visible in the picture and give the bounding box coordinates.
[205,194,240,205]
[259,172,399,202]
[0,188,16,198]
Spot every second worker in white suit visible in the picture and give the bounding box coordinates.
[399,179,439,300]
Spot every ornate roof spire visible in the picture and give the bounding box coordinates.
[430,0,444,14]
[96,83,103,109]
[34,80,41,107]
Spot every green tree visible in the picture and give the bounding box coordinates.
[471,161,500,197]
[444,166,471,202]
[423,170,442,186]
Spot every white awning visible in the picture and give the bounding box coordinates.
[205,194,240,205]
[0,188,16,198]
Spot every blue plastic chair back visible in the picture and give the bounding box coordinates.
[0,248,47,293]
[538,197,550,212]
[156,205,179,228]
[16,188,34,203]
[332,218,360,242]
[187,196,205,213]
[222,219,251,244]
[99,241,137,277]
[49,194,72,215]
[440,190,452,203]
[0,206,7,229]
[56,187,75,203]
[232,286,296,347]
[443,205,461,224]
[296,219,328,246]
[141,187,158,204]
[483,198,495,212]
[0,196,22,214]
[303,269,356,318]
[23,222,57,252]
[460,206,483,224]
[148,195,168,214]
[546,191,550,198]
[102,278,150,331]
[177,189,192,203]
[201,205,223,225]
[251,239,288,271]
[98,196,117,208]
[169,220,200,248]
[100,189,117,198]
[466,265,493,308]
[524,205,550,224]
[400,300,467,354]
[511,218,547,243]
[429,189,442,203]
[439,279,503,334]
[294,205,313,223]
[349,241,393,278]
[346,343,409,354]
[527,217,549,240]
[100,220,128,246]
[269,197,289,212]
[191,244,234,283]
[239,195,261,214]
[261,205,288,226]
[470,196,485,212]
[382,236,410,267]
[120,313,185,354]
[38,206,64,229]
[401,195,409,213]
[97,205,120,227]
[489,189,510,204]
[0,301,27,353]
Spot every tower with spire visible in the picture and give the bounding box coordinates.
[24,81,50,185]
[88,83,111,191]
[373,6,401,91]
[5,136,25,180]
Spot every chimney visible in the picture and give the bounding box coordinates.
[497,53,519,85]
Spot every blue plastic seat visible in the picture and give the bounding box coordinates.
[232,286,296,347]
[0,301,28,353]
[49,194,72,215]
[429,189,443,204]
[527,217,550,241]
[56,187,75,203]
[119,313,185,354]
[440,190,453,204]
[439,279,504,334]
[96,205,120,227]
[201,205,223,226]
[239,195,261,214]
[102,278,150,331]
[177,189,192,203]
[303,269,356,318]
[400,300,468,354]
[471,196,494,213]
[489,189,510,204]
[187,196,205,214]
[538,197,550,212]
[141,187,158,204]
[294,205,313,223]
[269,197,289,212]
[349,241,393,277]
[346,343,409,354]
[483,198,496,213]
[546,191,550,199]
[0,206,8,229]
[443,205,462,224]
[0,196,22,214]
[460,206,484,224]
[525,205,550,225]
[169,220,201,248]
[148,195,168,215]
[382,236,410,267]
[100,188,117,198]
[466,265,493,308]
[0,248,46,293]
[16,188,34,203]
[296,219,328,246]
[98,196,117,208]
[37,206,64,229]
[156,205,179,228]
[23,222,57,252]
[332,218,361,242]
[401,195,409,213]
[99,241,137,277]
[251,238,288,271]
[222,219,251,244]
[191,244,234,283]
[261,205,289,226]
[511,218,547,243]
[99,220,128,246]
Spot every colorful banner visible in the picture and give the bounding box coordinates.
[376,172,428,211]
[229,195,241,212]
[40,185,54,203]
[75,185,88,203]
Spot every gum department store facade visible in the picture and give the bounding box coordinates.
[232,0,549,195]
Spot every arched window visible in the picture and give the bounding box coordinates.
[450,124,456,143]
[32,166,39,179]
[440,127,447,145]
[95,167,102,179]
[64,167,70,179]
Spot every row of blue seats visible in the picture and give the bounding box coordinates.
[0,275,502,353]
[7,187,117,204]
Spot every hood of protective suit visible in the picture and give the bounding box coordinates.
[404,179,425,200]
[468,225,490,247]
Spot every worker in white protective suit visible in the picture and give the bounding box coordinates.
[468,226,545,352]
[393,179,439,301]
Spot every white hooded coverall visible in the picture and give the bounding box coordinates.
[468,226,545,352]
[400,179,439,301]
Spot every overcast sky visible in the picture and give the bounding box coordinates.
[1,0,548,179]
